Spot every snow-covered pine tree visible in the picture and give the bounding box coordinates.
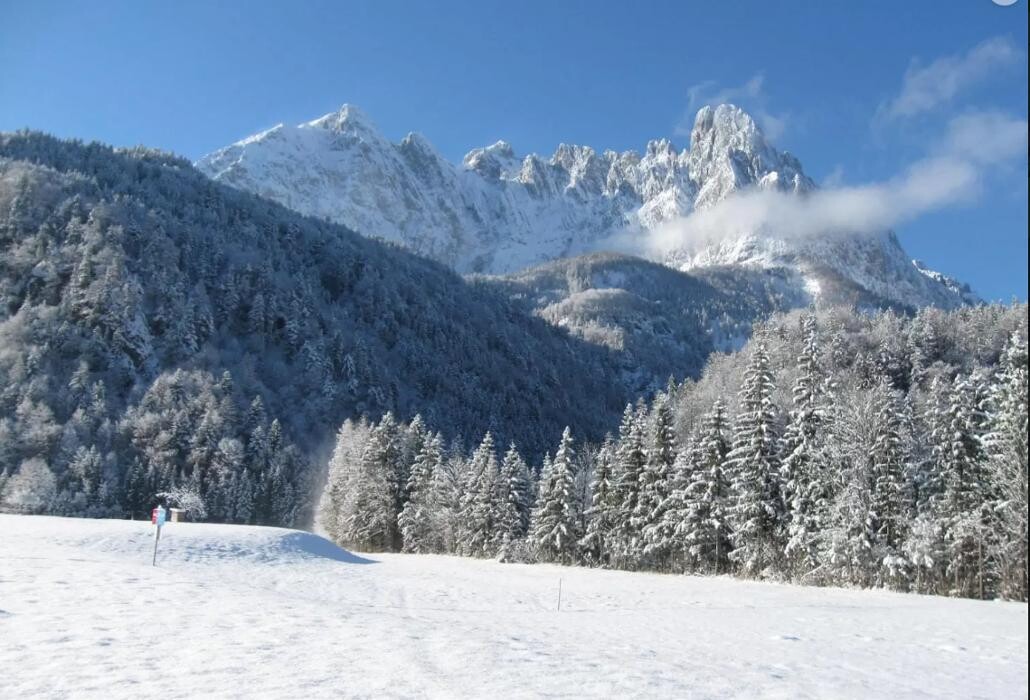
[230,467,256,524]
[427,444,466,555]
[398,415,428,505]
[781,315,828,579]
[580,436,617,566]
[68,445,103,507]
[245,396,267,436]
[457,432,500,557]
[822,383,882,588]
[121,457,152,518]
[637,393,677,569]
[982,333,1028,600]
[877,332,911,393]
[610,404,646,568]
[508,444,535,536]
[530,427,580,564]
[938,372,993,598]
[2,458,57,514]
[656,440,697,573]
[340,416,399,551]
[726,342,784,578]
[493,443,532,553]
[535,451,553,516]
[907,308,942,389]
[209,437,246,521]
[398,431,443,553]
[914,376,952,515]
[262,447,297,527]
[681,399,732,575]
[902,512,946,594]
[869,376,911,588]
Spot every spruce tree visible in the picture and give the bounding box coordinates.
[494,443,532,550]
[399,432,443,553]
[318,419,365,543]
[823,386,882,588]
[982,334,1028,600]
[656,441,697,573]
[342,417,398,551]
[530,427,580,564]
[938,372,992,598]
[916,376,952,513]
[781,316,828,579]
[611,404,646,568]
[69,445,103,507]
[427,446,465,555]
[636,394,677,569]
[681,400,732,575]
[458,432,500,557]
[726,342,783,577]
[869,376,911,587]
[580,436,617,566]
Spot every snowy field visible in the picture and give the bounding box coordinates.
[1,514,1026,699]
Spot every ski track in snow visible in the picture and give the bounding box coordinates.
[1,514,1026,699]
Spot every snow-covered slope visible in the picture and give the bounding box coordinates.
[2,514,1026,698]
[198,104,975,310]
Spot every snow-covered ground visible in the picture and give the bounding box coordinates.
[2,514,1026,699]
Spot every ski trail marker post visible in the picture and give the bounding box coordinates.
[151,505,167,566]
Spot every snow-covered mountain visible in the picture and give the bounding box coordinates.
[198,103,976,310]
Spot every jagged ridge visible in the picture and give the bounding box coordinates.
[198,104,976,311]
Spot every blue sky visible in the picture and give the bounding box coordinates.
[1,0,1026,300]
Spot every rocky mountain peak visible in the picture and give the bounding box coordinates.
[462,140,519,179]
[197,103,975,309]
[306,104,382,137]
[686,104,800,209]
[690,104,766,153]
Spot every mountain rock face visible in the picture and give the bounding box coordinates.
[199,104,976,311]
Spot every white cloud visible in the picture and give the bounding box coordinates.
[633,112,1028,258]
[878,36,1024,121]
[686,74,766,114]
[822,165,846,188]
[679,73,789,141]
[650,43,1026,262]
[944,110,1030,164]
[753,111,788,143]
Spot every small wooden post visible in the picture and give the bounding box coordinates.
[151,505,166,566]
[152,521,162,566]
[557,578,563,612]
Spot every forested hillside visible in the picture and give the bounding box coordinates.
[487,252,810,394]
[0,132,628,523]
[318,304,1028,600]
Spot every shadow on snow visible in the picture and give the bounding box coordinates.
[277,531,378,565]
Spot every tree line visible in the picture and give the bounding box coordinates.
[318,307,1028,601]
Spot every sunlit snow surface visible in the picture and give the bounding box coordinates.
[2,514,1025,698]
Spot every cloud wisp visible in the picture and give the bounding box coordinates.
[630,112,1028,259]
[877,36,1024,122]
[680,73,789,141]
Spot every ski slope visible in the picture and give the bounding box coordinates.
[1,514,1026,699]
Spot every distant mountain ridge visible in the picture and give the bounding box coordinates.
[198,103,977,311]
